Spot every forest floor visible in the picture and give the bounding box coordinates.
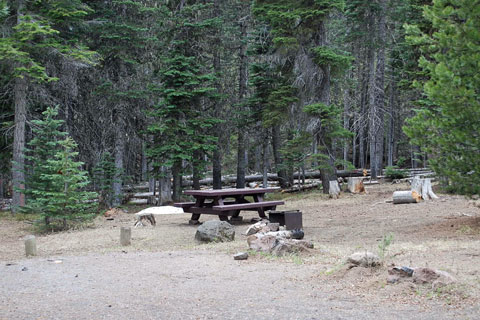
[1,182,480,319]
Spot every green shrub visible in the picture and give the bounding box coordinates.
[384,166,407,179]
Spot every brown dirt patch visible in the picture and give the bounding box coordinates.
[1,182,480,316]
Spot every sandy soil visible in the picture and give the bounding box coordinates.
[1,182,480,319]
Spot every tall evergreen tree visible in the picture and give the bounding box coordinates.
[404,0,480,194]
[147,1,220,201]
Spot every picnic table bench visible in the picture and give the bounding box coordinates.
[174,188,284,224]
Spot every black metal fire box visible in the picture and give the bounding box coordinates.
[268,210,303,230]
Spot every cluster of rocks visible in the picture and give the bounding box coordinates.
[245,219,312,257]
[388,266,456,289]
[345,251,456,289]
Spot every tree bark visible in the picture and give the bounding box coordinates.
[271,126,288,188]
[212,0,223,190]
[158,166,172,204]
[172,160,182,202]
[12,0,27,212]
[112,118,125,207]
[236,15,249,189]
[369,0,386,179]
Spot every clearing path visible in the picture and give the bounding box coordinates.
[1,182,480,319]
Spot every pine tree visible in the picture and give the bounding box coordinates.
[147,2,220,201]
[0,0,96,211]
[23,107,97,229]
[404,0,480,194]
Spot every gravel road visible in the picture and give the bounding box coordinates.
[1,250,477,320]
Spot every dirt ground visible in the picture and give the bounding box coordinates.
[1,182,480,319]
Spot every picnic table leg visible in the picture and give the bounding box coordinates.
[253,194,267,218]
[189,197,205,225]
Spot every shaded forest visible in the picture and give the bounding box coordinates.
[0,0,478,216]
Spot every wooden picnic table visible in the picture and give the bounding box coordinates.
[174,188,284,224]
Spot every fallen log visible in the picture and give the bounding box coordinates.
[393,190,422,204]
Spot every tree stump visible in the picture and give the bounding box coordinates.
[411,176,438,200]
[120,227,131,246]
[393,190,422,204]
[347,177,365,194]
[24,235,37,256]
[329,180,341,199]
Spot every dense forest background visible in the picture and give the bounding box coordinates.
[0,0,478,213]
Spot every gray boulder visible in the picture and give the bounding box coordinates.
[195,220,235,243]
[347,251,381,267]
[413,267,456,289]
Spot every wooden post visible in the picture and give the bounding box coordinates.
[120,227,131,246]
[25,235,37,256]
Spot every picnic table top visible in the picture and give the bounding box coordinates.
[183,187,280,197]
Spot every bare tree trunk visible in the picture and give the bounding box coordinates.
[212,0,223,190]
[112,118,125,207]
[262,133,269,187]
[236,16,249,189]
[271,126,288,188]
[141,141,148,181]
[387,79,395,167]
[158,166,172,204]
[12,0,27,212]
[368,1,386,179]
[172,161,182,202]
[192,150,202,190]
[236,131,246,188]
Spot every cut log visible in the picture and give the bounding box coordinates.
[347,177,365,194]
[393,190,422,204]
[329,180,341,199]
[411,176,438,200]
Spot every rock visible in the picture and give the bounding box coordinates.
[233,252,248,260]
[244,219,270,236]
[195,220,235,243]
[267,222,280,232]
[247,234,278,252]
[271,239,313,256]
[412,268,456,289]
[347,252,381,268]
[387,266,414,284]
[247,234,313,256]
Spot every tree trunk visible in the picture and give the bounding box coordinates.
[172,161,182,202]
[112,120,125,207]
[212,0,223,190]
[12,1,27,212]
[369,0,386,179]
[236,131,246,188]
[262,135,269,187]
[387,80,395,167]
[236,16,249,189]
[271,126,288,188]
[192,150,202,190]
[159,166,172,204]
